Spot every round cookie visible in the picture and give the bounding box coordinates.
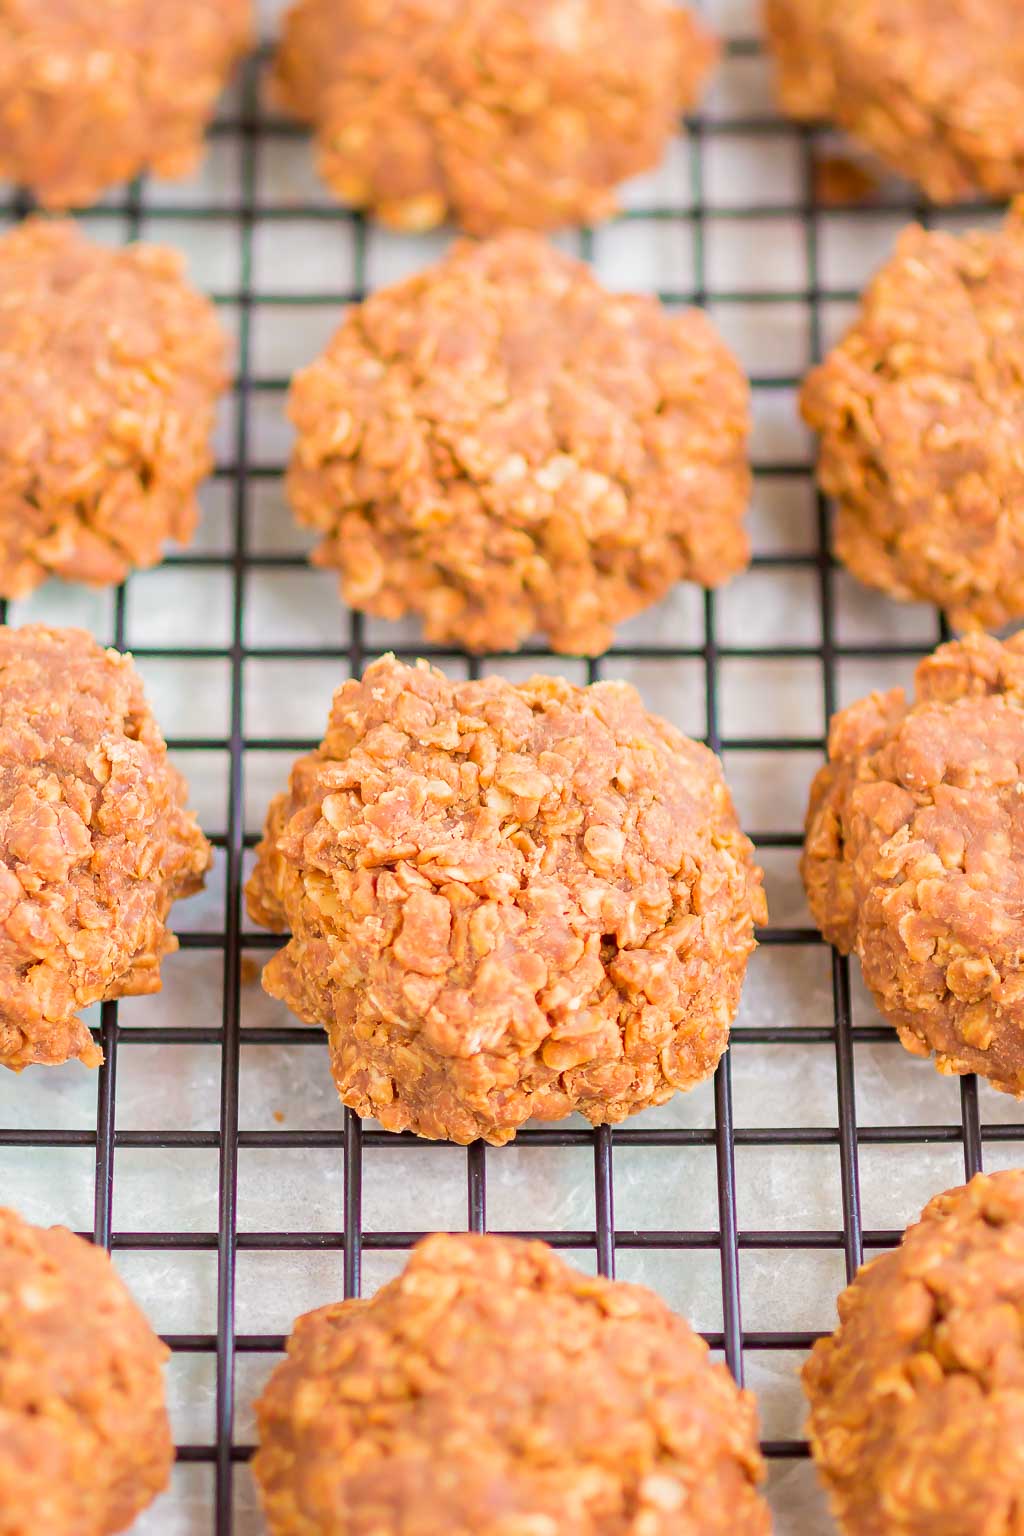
[270,0,716,233]
[0,0,251,209]
[254,1231,771,1536]
[802,202,1024,630]
[0,625,212,1072]
[804,1169,1024,1536]
[803,630,1024,1095]
[287,233,751,656]
[764,0,1024,202]
[0,218,229,599]
[246,654,765,1145]
[0,1206,172,1536]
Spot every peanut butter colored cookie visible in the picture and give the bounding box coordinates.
[287,233,750,656]
[0,626,212,1072]
[254,1232,771,1536]
[805,1170,1024,1536]
[246,655,765,1145]
[802,202,1024,630]
[764,0,1024,202]
[0,1206,172,1536]
[271,0,715,233]
[804,631,1024,1094]
[0,219,229,599]
[0,0,251,209]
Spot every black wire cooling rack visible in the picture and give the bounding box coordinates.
[2,13,1021,1535]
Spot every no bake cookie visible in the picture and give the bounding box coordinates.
[0,625,212,1071]
[803,202,1024,630]
[271,0,716,232]
[0,218,229,599]
[764,0,1024,202]
[0,0,251,208]
[0,1206,172,1536]
[254,1231,770,1536]
[287,233,751,656]
[805,1169,1024,1536]
[246,654,765,1145]
[804,630,1024,1094]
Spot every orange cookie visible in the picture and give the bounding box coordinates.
[0,625,211,1071]
[255,1233,770,1536]
[247,655,765,1144]
[271,0,716,231]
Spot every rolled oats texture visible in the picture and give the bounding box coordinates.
[287,232,751,657]
[803,630,1024,1096]
[0,218,230,601]
[270,0,716,233]
[802,200,1024,631]
[804,1169,1024,1536]
[0,1205,173,1536]
[246,654,766,1146]
[253,1231,771,1536]
[764,0,1024,202]
[0,625,212,1073]
[0,0,252,209]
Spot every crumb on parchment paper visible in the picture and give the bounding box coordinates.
[813,153,879,206]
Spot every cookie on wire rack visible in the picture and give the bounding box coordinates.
[270,0,716,233]
[804,630,1024,1096]
[246,653,765,1146]
[805,1170,1024,1536]
[0,625,212,1073]
[0,0,251,209]
[0,218,229,600]
[286,232,751,656]
[764,0,1024,202]
[0,1205,173,1536]
[254,1231,771,1536]
[802,200,1024,631]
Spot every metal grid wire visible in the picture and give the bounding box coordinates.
[1,7,1021,1533]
